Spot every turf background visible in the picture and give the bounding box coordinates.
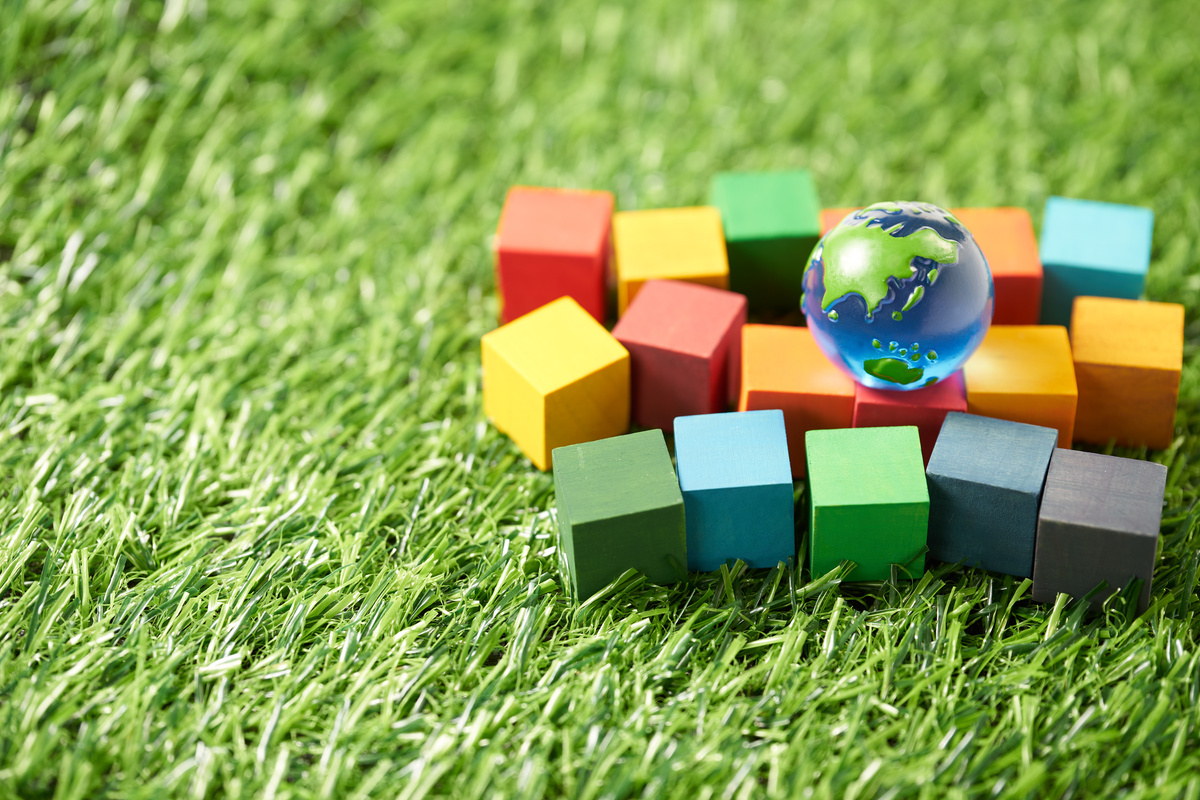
[1,1,1199,797]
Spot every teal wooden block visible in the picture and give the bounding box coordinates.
[1038,196,1154,325]
[674,410,794,571]
[552,429,687,600]
[709,170,822,311]
[806,426,928,581]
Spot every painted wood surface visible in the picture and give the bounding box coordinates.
[951,207,1043,325]
[1038,196,1154,325]
[925,412,1058,577]
[820,207,862,236]
[853,371,967,465]
[1031,448,1167,612]
[552,429,686,601]
[806,426,928,581]
[674,410,794,572]
[481,297,629,471]
[1070,296,1184,450]
[612,206,729,315]
[494,186,614,324]
[709,170,821,310]
[738,324,855,477]
[962,325,1078,447]
[611,280,747,431]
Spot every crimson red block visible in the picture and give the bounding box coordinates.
[612,280,748,432]
[494,186,615,324]
[853,371,968,464]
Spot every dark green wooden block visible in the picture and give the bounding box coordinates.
[709,170,822,311]
[552,429,687,600]
[806,426,929,581]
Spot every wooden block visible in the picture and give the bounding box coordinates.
[552,429,687,601]
[709,170,821,311]
[820,207,863,236]
[1032,448,1167,612]
[611,280,747,431]
[674,410,794,572]
[853,371,967,465]
[962,325,1078,447]
[806,426,928,581]
[612,207,729,315]
[738,324,856,477]
[1038,196,1154,326]
[1070,296,1184,450]
[951,208,1043,325]
[481,297,629,471]
[926,412,1058,577]
[494,186,614,324]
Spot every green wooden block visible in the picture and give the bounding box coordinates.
[552,429,687,600]
[709,170,822,311]
[805,426,929,581]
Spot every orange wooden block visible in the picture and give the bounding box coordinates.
[962,325,1078,447]
[1070,296,1184,449]
[820,207,862,236]
[738,324,855,477]
[952,208,1043,325]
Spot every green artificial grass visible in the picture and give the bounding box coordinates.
[1,1,1199,797]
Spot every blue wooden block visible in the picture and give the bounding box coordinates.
[674,409,794,571]
[925,412,1058,577]
[1038,196,1154,325]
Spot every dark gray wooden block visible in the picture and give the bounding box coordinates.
[1031,448,1167,612]
[926,412,1058,577]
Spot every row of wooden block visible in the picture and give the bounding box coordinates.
[481,287,1184,471]
[555,411,1167,612]
[494,176,1155,326]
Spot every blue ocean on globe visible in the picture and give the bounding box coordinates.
[801,202,994,391]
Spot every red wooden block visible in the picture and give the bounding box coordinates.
[612,280,748,432]
[494,186,615,324]
[853,372,968,465]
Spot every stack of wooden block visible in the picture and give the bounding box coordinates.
[482,177,1183,609]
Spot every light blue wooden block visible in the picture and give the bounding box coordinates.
[674,409,794,572]
[1038,196,1154,326]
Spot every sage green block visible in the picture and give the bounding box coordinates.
[552,429,687,601]
[709,170,822,311]
[805,426,929,581]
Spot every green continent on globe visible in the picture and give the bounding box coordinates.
[863,357,925,385]
[820,219,959,314]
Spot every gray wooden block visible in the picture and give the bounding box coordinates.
[1031,448,1167,612]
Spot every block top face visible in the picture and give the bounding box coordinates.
[1039,196,1154,275]
[709,170,821,241]
[962,325,1077,398]
[612,280,747,359]
[742,324,856,398]
[927,412,1058,493]
[806,426,927,507]
[552,429,682,525]
[1071,296,1184,372]
[1040,448,1167,538]
[951,208,1042,278]
[856,370,965,411]
[481,297,628,394]
[674,410,791,491]
[613,207,728,282]
[496,186,614,257]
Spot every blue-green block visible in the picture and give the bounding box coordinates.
[1038,196,1154,326]
[674,410,794,571]
[926,412,1058,577]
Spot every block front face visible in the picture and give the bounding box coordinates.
[820,208,863,236]
[1032,449,1167,612]
[952,208,1043,325]
[739,325,855,477]
[853,371,967,464]
[710,170,821,310]
[553,430,687,600]
[805,426,929,581]
[495,187,614,323]
[925,413,1058,577]
[962,325,1078,446]
[683,484,795,571]
[613,207,729,314]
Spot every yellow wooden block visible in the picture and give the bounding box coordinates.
[962,325,1078,447]
[613,207,729,315]
[481,297,630,470]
